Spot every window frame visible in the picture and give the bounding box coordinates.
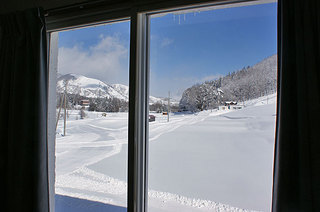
[46,1,277,212]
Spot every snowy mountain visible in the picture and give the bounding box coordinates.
[57,74,163,104]
[57,74,128,101]
[111,83,164,104]
[110,84,129,100]
[180,54,277,111]
[149,96,163,104]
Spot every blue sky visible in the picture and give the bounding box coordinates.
[58,2,277,98]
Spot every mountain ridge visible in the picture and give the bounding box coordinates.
[56,74,163,104]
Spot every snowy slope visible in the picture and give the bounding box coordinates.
[57,74,162,103]
[111,84,129,98]
[111,84,166,104]
[180,54,277,111]
[57,74,128,100]
[149,96,164,104]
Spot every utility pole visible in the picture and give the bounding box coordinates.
[167,91,170,122]
[63,80,68,136]
[55,93,65,131]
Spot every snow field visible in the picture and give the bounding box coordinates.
[55,94,277,212]
[148,103,275,211]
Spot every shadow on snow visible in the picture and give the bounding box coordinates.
[55,194,126,212]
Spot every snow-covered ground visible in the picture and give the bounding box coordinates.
[55,94,277,212]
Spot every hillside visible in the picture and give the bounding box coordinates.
[57,74,128,101]
[180,54,277,111]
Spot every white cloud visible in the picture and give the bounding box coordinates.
[160,38,174,47]
[58,35,129,85]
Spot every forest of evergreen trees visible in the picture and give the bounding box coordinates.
[179,55,277,112]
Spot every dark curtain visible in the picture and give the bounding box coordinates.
[273,0,320,211]
[0,8,49,212]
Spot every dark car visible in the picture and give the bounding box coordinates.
[149,115,155,122]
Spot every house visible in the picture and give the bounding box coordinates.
[219,101,243,110]
[79,99,90,106]
[218,105,243,111]
[1,0,319,212]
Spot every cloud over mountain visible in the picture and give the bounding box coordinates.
[58,35,129,85]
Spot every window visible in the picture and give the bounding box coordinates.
[47,1,277,211]
[51,21,130,211]
[147,2,277,211]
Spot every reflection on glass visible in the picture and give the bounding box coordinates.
[148,2,277,212]
[54,22,130,211]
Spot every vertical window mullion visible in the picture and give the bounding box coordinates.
[128,12,149,212]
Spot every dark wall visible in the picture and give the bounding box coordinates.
[1,0,88,13]
[1,0,221,14]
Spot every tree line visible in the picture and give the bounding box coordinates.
[56,93,128,112]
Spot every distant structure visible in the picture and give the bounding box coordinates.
[79,99,90,119]
[80,99,90,106]
[219,101,243,111]
[224,101,237,106]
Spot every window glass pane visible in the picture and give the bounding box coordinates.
[54,21,130,211]
[148,2,277,212]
